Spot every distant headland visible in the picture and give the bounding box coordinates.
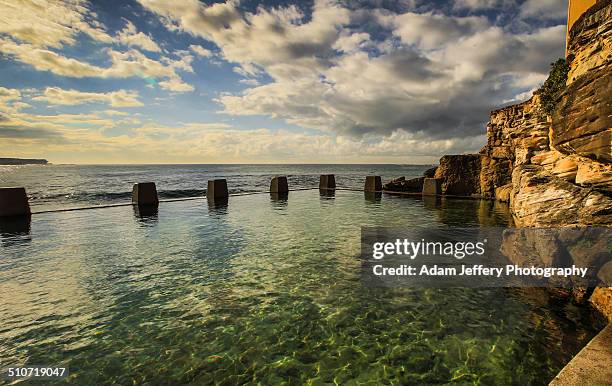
[0,158,48,165]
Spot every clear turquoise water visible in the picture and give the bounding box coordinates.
[0,190,604,384]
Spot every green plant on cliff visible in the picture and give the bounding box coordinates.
[538,58,569,115]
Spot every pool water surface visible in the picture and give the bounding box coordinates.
[0,190,605,384]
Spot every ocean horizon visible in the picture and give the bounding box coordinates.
[1,164,434,211]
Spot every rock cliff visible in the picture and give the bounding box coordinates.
[434,0,612,318]
[435,0,611,226]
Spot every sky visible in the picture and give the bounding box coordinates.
[0,0,567,164]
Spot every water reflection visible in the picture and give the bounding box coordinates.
[270,192,288,208]
[207,196,229,214]
[421,195,442,210]
[132,205,159,225]
[0,215,31,245]
[319,189,335,198]
[364,192,382,202]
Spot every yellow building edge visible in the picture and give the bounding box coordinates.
[566,0,597,54]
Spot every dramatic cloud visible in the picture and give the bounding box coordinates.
[0,0,569,162]
[140,0,566,144]
[32,87,143,107]
[137,0,350,79]
[116,19,161,52]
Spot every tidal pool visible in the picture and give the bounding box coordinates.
[0,190,605,384]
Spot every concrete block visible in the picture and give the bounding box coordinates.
[270,176,289,193]
[364,176,382,192]
[319,174,336,190]
[0,187,30,217]
[422,178,443,195]
[208,179,228,200]
[132,182,159,206]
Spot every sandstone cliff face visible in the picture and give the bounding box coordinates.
[433,0,612,318]
[442,0,612,226]
[552,66,611,165]
[502,0,612,318]
[481,94,550,166]
[506,0,612,228]
[510,164,612,227]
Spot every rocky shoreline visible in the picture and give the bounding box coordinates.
[384,0,612,320]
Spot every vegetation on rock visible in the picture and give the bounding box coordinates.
[538,58,570,115]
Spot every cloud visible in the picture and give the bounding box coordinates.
[0,38,105,77]
[0,87,31,113]
[0,87,21,104]
[189,44,213,57]
[0,38,194,92]
[0,0,113,48]
[139,0,565,149]
[158,76,195,92]
[239,78,260,86]
[453,0,510,11]
[116,19,161,52]
[0,125,483,163]
[0,0,570,162]
[219,20,564,139]
[519,0,566,20]
[98,109,130,116]
[137,0,350,80]
[0,0,194,94]
[332,32,372,53]
[0,125,65,140]
[32,87,144,107]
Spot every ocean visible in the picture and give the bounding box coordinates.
[0,164,432,211]
[0,164,605,383]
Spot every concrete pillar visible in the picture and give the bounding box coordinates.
[422,178,443,195]
[0,187,30,217]
[319,174,336,190]
[364,176,382,192]
[132,182,159,206]
[270,176,289,194]
[208,179,228,200]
